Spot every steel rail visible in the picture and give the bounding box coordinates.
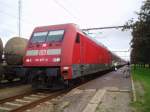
[10,90,68,112]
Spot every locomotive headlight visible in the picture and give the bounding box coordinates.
[26,59,30,62]
[53,57,61,62]
[56,57,60,62]
[63,67,69,70]
[26,58,32,62]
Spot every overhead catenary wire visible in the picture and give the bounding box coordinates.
[0,10,18,19]
[61,0,90,30]
[111,50,129,52]
[0,9,32,37]
[82,26,124,31]
[0,1,17,11]
[0,28,16,34]
[0,0,31,38]
[0,9,32,25]
[53,0,80,22]
[0,1,34,26]
[61,0,81,17]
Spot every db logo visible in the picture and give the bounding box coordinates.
[38,50,47,55]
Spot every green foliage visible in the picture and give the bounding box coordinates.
[131,67,150,112]
[123,0,150,64]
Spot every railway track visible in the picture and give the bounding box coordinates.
[0,70,114,112]
[0,76,30,89]
[0,90,68,112]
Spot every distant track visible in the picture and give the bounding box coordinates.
[0,80,26,89]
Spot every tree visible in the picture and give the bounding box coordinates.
[123,0,150,65]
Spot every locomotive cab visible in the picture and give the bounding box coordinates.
[24,30,64,66]
[24,29,66,89]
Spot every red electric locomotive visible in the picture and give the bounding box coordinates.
[23,23,115,89]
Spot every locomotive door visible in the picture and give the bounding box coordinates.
[76,33,84,64]
[80,35,84,64]
[78,34,85,75]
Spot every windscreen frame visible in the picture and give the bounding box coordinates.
[46,29,65,42]
[30,29,65,43]
[30,31,48,43]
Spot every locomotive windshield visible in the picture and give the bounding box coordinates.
[31,32,48,43]
[31,30,64,43]
[47,30,64,42]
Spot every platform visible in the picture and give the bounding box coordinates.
[26,66,132,112]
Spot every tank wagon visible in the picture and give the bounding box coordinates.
[0,38,3,81]
[23,23,124,89]
[3,37,28,81]
[0,38,3,63]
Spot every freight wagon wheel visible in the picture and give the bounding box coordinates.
[6,76,14,82]
[7,78,13,82]
[0,74,3,82]
[0,66,4,82]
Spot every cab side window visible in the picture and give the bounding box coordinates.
[76,33,80,43]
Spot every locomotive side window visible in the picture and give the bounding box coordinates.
[76,33,80,43]
[47,30,64,42]
[31,32,48,43]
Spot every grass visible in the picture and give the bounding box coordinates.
[131,67,150,112]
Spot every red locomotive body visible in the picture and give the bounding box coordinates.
[23,23,113,89]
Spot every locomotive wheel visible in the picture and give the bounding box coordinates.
[20,77,28,84]
[80,76,85,83]
[64,80,73,88]
[31,76,42,89]
[64,80,70,88]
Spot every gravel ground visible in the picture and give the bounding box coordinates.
[25,89,96,112]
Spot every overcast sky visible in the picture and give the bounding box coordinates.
[0,0,143,60]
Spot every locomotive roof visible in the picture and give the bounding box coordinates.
[33,23,78,32]
[33,23,109,51]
